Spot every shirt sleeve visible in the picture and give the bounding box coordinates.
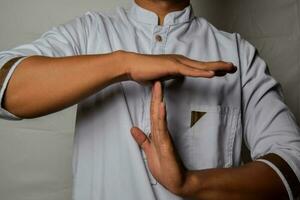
[0,12,93,120]
[237,33,300,199]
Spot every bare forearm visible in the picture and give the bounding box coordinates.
[3,51,127,118]
[179,161,288,200]
[2,51,236,119]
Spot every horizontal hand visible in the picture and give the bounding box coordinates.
[121,51,237,85]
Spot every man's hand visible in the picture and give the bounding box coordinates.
[131,81,187,194]
[122,51,237,85]
[4,50,236,119]
[131,81,289,200]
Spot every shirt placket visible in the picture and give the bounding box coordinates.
[142,25,169,186]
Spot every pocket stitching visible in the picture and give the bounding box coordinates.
[189,104,239,168]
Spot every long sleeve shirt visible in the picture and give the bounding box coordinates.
[0,2,299,200]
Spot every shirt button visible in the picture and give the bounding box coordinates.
[155,35,163,42]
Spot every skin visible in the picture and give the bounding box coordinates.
[134,0,190,25]
[131,81,288,200]
[2,0,289,199]
[130,0,289,199]
[3,52,235,118]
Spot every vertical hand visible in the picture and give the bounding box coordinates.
[131,81,186,194]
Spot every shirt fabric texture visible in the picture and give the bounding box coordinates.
[0,2,299,200]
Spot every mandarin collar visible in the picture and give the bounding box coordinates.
[129,1,195,26]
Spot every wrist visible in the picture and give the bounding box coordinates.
[175,171,204,199]
[111,50,137,82]
[166,170,191,197]
[109,50,128,82]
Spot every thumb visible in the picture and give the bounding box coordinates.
[130,127,151,152]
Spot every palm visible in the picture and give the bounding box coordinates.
[127,53,237,85]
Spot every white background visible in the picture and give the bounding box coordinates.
[0,0,299,199]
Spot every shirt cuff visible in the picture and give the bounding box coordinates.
[0,56,29,120]
[256,158,294,200]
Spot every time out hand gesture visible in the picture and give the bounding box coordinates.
[130,81,187,194]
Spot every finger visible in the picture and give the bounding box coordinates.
[177,63,215,78]
[154,81,163,130]
[152,81,163,142]
[150,82,159,135]
[157,101,175,155]
[200,61,237,73]
[154,81,163,101]
[150,83,155,131]
[214,70,229,77]
[178,57,237,73]
[131,127,151,152]
[158,101,168,136]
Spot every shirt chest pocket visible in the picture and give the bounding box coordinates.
[176,104,240,170]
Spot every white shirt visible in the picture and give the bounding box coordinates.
[0,2,299,200]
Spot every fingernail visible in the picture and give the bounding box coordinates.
[156,81,161,90]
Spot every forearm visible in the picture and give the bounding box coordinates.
[2,51,128,118]
[178,161,288,200]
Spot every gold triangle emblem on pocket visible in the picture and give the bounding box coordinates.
[190,111,206,127]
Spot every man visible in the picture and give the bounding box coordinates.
[0,0,299,199]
